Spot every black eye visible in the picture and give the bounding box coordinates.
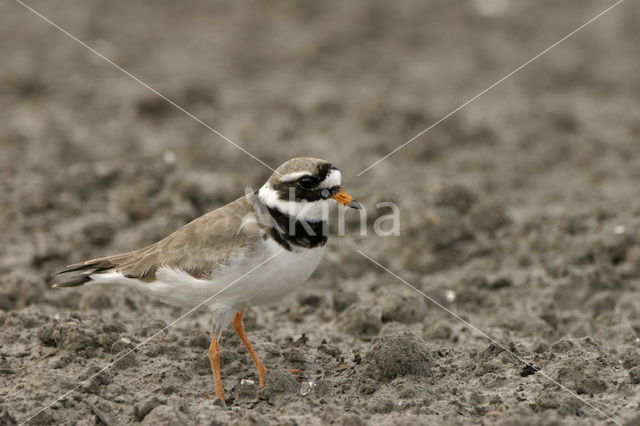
[297,177,316,189]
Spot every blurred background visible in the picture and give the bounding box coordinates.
[2,0,640,424]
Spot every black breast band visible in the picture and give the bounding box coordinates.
[266,206,328,251]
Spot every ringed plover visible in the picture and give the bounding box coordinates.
[52,157,361,404]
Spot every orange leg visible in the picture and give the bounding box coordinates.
[233,310,267,387]
[208,337,226,405]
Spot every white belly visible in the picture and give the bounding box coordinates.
[88,238,325,312]
[240,239,326,307]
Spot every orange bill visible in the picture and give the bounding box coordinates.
[331,189,362,209]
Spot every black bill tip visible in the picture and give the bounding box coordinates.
[347,199,362,209]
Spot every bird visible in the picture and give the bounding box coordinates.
[51,157,361,404]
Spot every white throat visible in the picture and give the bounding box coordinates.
[258,185,334,222]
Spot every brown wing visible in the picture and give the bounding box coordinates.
[52,196,261,287]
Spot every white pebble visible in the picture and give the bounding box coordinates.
[300,381,315,396]
[445,290,456,302]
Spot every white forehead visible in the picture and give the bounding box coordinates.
[320,169,341,188]
[277,169,342,188]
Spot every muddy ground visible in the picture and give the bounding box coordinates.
[2,0,640,424]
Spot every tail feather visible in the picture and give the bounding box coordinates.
[51,246,158,288]
[51,255,123,288]
[52,273,93,288]
[52,256,119,276]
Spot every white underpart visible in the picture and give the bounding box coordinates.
[320,169,341,189]
[258,185,334,222]
[87,237,325,337]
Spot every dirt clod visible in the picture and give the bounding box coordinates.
[364,332,432,380]
[140,405,190,425]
